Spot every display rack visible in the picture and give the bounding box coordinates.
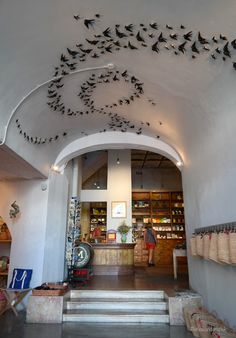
[132,191,185,240]
[89,202,107,243]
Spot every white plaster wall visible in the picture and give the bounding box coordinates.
[80,149,132,242]
[107,150,132,242]
[42,171,69,282]
[0,180,48,287]
[182,106,236,327]
[132,168,182,191]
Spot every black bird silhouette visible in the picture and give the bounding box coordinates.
[178,41,187,54]
[95,14,101,18]
[128,41,138,50]
[121,70,128,77]
[166,24,173,30]
[136,31,145,42]
[211,54,216,60]
[215,47,221,54]
[158,32,167,43]
[231,39,236,49]
[105,44,113,53]
[180,25,185,29]
[149,22,158,30]
[73,14,80,20]
[67,48,79,57]
[84,18,96,29]
[223,42,231,58]
[183,31,192,41]
[212,36,218,43]
[79,47,92,54]
[114,28,126,38]
[220,34,227,41]
[191,42,199,54]
[91,53,99,58]
[151,41,159,53]
[125,24,134,32]
[149,33,155,38]
[60,54,69,62]
[198,32,208,44]
[86,38,99,45]
[170,33,178,40]
[103,27,112,38]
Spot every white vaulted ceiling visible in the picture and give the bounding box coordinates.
[0,0,236,177]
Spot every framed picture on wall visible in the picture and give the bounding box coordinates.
[111,201,126,218]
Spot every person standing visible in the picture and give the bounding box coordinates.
[144,223,157,266]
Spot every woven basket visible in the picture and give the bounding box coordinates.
[209,233,219,263]
[32,289,67,296]
[203,234,210,260]
[190,237,197,256]
[229,232,236,264]
[196,234,204,257]
[218,232,231,264]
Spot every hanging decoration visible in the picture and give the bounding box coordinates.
[15,12,236,144]
[9,201,20,219]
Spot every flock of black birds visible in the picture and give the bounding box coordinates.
[16,13,236,145]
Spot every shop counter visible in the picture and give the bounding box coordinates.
[91,243,135,275]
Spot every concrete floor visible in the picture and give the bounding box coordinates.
[0,265,193,338]
[0,311,195,338]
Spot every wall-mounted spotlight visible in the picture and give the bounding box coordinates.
[176,161,183,167]
[116,157,120,165]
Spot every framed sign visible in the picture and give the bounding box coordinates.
[111,201,126,218]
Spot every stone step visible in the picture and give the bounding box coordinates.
[63,309,169,323]
[66,297,167,310]
[69,290,165,300]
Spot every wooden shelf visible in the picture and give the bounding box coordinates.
[132,190,185,240]
[0,240,11,243]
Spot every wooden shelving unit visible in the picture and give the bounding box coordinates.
[89,202,107,243]
[132,191,185,240]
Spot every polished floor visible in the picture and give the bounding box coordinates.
[0,265,195,338]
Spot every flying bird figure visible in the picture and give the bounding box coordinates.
[212,36,218,43]
[231,39,236,49]
[86,38,99,45]
[103,27,112,38]
[125,23,134,32]
[136,31,145,42]
[73,14,80,20]
[158,32,167,43]
[166,24,173,30]
[183,31,192,41]
[223,42,231,58]
[127,41,138,49]
[60,54,69,63]
[220,34,227,41]
[67,48,79,57]
[84,18,96,29]
[152,41,159,53]
[198,32,208,44]
[149,22,158,30]
[191,41,200,54]
[170,33,178,40]
[178,41,187,53]
[115,27,127,38]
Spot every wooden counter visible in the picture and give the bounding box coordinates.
[91,243,135,275]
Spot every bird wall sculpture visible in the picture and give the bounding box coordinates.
[15,12,236,145]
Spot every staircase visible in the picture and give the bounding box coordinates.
[63,290,169,323]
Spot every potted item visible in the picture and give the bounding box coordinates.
[117,221,131,243]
